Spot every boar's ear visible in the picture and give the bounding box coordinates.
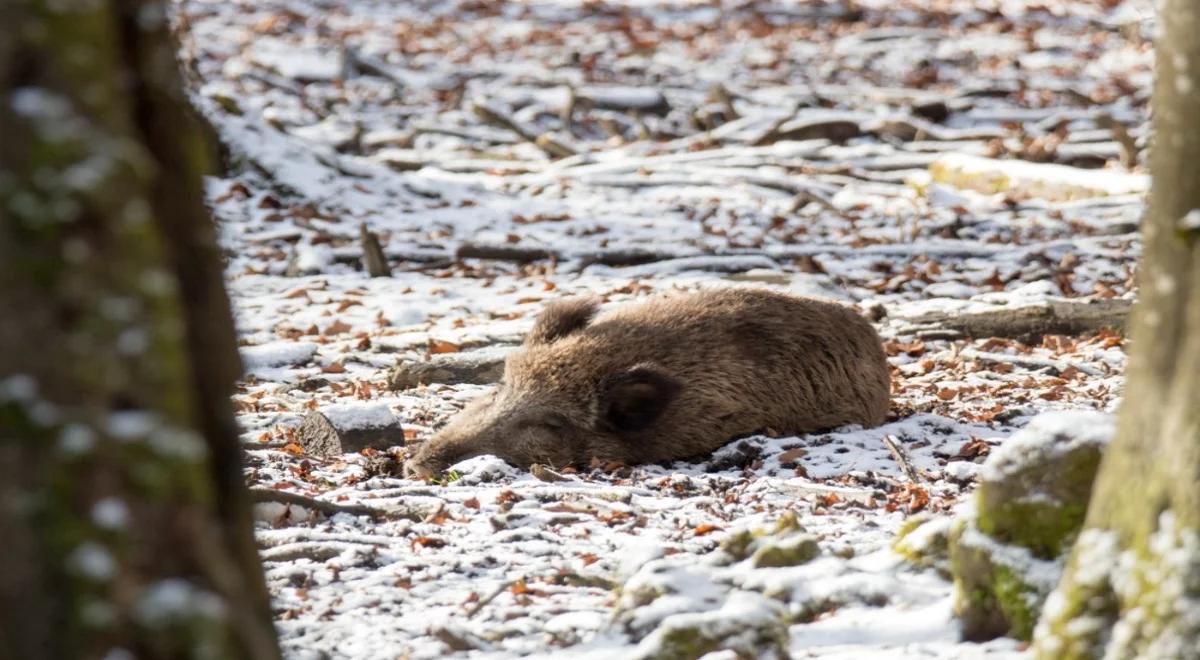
[600,365,681,433]
[525,296,600,345]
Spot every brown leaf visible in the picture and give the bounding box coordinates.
[428,339,461,354]
[411,536,447,550]
[324,319,353,336]
[777,448,807,463]
[693,523,722,536]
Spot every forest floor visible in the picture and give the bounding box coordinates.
[174,0,1153,657]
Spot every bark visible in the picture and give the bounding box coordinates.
[0,1,278,659]
[1032,2,1200,657]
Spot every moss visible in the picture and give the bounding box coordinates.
[647,613,789,660]
[751,534,820,568]
[893,514,951,574]
[719,529,756,562]
[718,511,808,564]
[650,626,724,660]
[991,564,1037,641]
[976,497,1088,559]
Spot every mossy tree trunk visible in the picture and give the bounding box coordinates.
[0,1,279,659]
[1032,1,1200,657]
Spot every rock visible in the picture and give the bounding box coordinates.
[750,533,820,568]
[240,341,319,371]
[948,411,1114,641]
[387,346,513,390]
[893,514,952,576]
[294,402,403,458]
[719,511,819,569]
[631,591,789,660]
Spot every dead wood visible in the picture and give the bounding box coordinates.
[248,488,422,521]
[895,299,1131,342]
[360,224,392,277]
[294,404,405,457]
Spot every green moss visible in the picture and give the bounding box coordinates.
[651,626,723,660]
[751,534,820,568]
[992,564,1037,641]
[893,515,951,574]
[976,497,1088,559]
[648,615,789,660]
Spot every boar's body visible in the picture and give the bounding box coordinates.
[406,288,890,477]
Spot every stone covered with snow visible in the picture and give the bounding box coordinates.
[950,411,1115,641]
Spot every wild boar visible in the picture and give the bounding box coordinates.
[404,288,890,478]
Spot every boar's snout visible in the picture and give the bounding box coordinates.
[402,454,441,480]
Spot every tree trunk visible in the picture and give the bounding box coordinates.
[0,2,279,659]
[1032,2,1200,657]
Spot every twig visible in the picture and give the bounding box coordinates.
[465,578,518,618]
[472,101,577,158]
[882,435,921,483]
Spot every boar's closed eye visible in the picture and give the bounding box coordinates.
[601,365,681,433]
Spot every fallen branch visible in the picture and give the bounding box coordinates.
[896,299,1131,342]
[472,101,577,158]
[882,435,921,483]
[248,487,423,521]
[455,243,556,263]
[465,578,519,618]
[960,347,1103,377]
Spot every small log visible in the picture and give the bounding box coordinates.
[755,117,861,146]
[294,402,404,457]
[455,243,557,263]
[388,346,513,390]
[896,299,1131,342]
[577,86,670,117]
[359,224,391,277]
[614,254,780,277]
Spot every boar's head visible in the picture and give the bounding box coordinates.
[404,297,681,479]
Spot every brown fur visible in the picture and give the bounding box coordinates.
[405,288,890,478]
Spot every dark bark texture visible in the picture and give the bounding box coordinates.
[0,1,279,658]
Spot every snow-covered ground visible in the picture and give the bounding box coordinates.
[174,0,1153,656]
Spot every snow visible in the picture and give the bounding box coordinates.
[91,498,131,530]
[239,341,319,370]
[171,0,1155,656]
[68,542,116,581]
[134,579,227,627]
[318,401,396,430]
[980,410,1115,483]
[930,153,1149,201]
